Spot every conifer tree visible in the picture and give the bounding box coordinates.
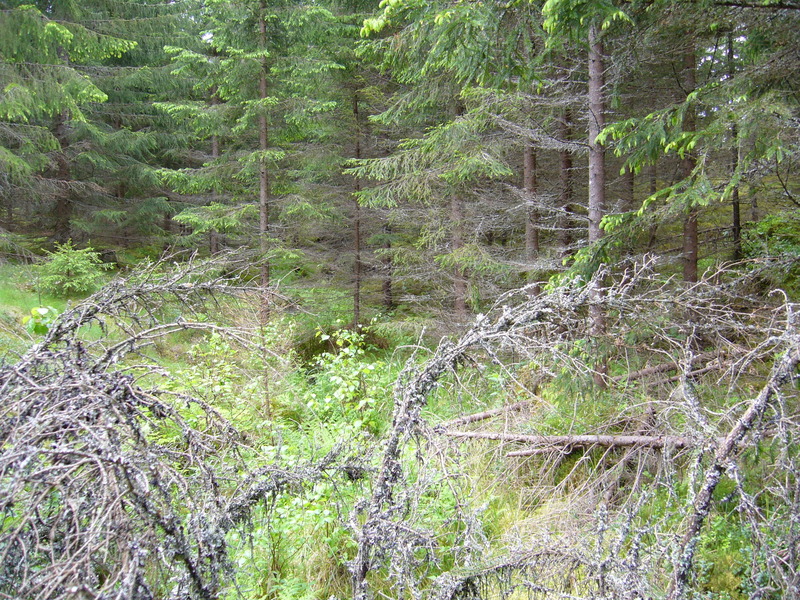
[0,2,135,240]
[0,1,201,248]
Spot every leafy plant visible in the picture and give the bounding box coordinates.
[35,241,112,297]
[21,305,59,335]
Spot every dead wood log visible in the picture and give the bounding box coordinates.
[611,351,721,385]
[437,401,532,429]
[442,430,700,455]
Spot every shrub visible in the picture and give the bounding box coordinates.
[35,241,111,297]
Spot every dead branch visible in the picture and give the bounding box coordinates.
[610,351,721,385]
[441,430,700,452]
[0,254,344,600]
[668,313,800,600]
[352,257,800,600]
[437,400,532,429]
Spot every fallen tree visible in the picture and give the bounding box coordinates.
[0,254,345,600]
[349,258,800,600]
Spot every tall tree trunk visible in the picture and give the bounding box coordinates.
[382,223,394,310]
[588,23,607,387]
[258,2,271,419]
[622,166,635,213]
[728,32,741,261]
[588,25,605,247]
[451,192,467,320]
[558,110,574,257]
[258,4,271,315]
[647,162,659,249]
[682,49,698,283]
[524,144,540,294]
[352,93,363,328]
[210,92,221,255]
[52,109,72,243]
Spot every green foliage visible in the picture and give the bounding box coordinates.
[305,326,388,435]
[21,305,59,335]
[35,241,112,297]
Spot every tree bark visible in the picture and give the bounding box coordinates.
[524,144,540,294]
[353,93,363,328]
[588,23,607,387]
[682,49,699,283]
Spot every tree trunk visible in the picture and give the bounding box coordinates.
[622,166,635,213]
[210,91,221,255]
[452,192,468,320]
[588,23,607,387]
[52,109,72,243]
[353,93,363,328]
[558,110,574,257]
[728,32,741,260]
[382,223,394,310]
[258,3,271,318]
[682,49,698,283]
[258,1,271,420]
[523,144,539,294]
[588,25,605,247]
[647,163,659,249]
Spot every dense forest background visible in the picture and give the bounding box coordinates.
[1,1,799,599]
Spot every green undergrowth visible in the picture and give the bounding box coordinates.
[0,258,792,600]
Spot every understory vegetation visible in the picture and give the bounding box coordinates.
[1,253,798,600]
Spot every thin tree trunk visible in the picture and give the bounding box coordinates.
[452,192,468,320]
[353,93,363,328]
[558,110,574,257]
[682,49,698,283]
[210,92,221,255]
[382,223,394,309]
[258,1,271,419]
[588,23,607,387]
[52,109,72,243]
[647,163,659,249]
[523,144,539,294]
[622,166,635,213]
[728,32,741,260]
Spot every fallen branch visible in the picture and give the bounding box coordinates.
[437,401,532,429]
[668,321,800,600]
[442,430,700,454]
[611,351,721,385]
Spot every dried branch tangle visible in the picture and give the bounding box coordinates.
[351,259,800,600]
[0,255,341,600]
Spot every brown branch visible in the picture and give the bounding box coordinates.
[611,351,720,385]
[437,401,531,429]
[442,430,700,454]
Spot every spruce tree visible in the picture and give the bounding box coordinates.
[0,1,200,249]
